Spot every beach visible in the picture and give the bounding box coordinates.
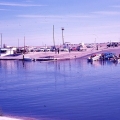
[0,116,37,120]
[0,116,22,120]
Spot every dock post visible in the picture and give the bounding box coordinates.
[23,54,24,60]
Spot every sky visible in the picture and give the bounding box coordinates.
[0,0,120,46]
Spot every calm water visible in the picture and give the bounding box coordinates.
[0,59,120,120]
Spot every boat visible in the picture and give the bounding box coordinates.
[0,48,17,57]
[103,52,115,60]
[23,56,35,61]
[87,54,101,62]
[117,58,120,63]
[36,56,56,61]
[110,57,120,63]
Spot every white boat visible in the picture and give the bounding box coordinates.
[0,48,17,56]
[117,59,120,63]
[23,56,35,61]
[88,54,101,62]
[110,57,120,63]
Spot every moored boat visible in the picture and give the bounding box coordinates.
[110,57,120,63]
[87,54,101,62]
[23,56,35,61]
[36,56,55,61]
[0,48,17,56]
[98,52,116,61]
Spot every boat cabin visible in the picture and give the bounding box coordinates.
[0,48,17,56]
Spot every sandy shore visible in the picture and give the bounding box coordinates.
[0,116,22,120]
[0,116,38,120]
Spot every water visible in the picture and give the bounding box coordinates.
[0,59,120,120]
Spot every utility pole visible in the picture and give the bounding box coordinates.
[53,25,55,47]
[1,33,2,48]
[24,36,25,53]
[0,33,2,56]
[18,39,19,48]
[18,39,19,52]
[61,27,64,45]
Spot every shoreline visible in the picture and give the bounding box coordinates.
[0,115,38,120]
[0,46,120,61]
[0,116,22,120]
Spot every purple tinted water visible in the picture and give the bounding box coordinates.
[0,59,120,120]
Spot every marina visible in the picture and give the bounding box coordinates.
[1,0,120,119]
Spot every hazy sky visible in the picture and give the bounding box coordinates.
[0,0,120,46]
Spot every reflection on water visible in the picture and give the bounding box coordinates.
[0,59,120,120]
[87,59,118,67]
